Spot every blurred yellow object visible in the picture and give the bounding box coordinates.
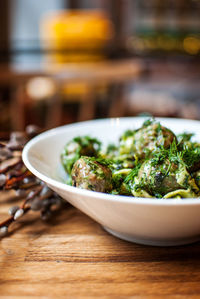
[40,10,114,98]
[183,36,199,55]
[40,10,114,63]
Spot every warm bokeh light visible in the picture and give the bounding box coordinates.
[183,36,199,55]
[127,34,200,55]
[26,77,56,100]
[40,10,114,63]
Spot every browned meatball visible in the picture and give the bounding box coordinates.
[120,120,176,159]
[61,136,101,174]
[71,156,113,193]
[131,156,199,197]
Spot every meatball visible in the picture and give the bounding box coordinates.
[119,120,176,159]
[181,143,200,173]
[130,156,199,197]
[61,136,101,174]
[71,156,113,193]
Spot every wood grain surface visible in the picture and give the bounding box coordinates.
[1,191,200,298]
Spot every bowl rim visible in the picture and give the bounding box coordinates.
[22,117,200,206]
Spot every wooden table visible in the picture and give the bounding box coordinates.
[1,191,200,298]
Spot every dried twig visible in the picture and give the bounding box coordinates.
[0,126,65,238]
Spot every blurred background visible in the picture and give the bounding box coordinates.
[0,0,200,134]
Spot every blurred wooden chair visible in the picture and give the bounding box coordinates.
[36,10,142,126]
[51,59,144,123]
[10,10,143,130]
[25,59,143,128]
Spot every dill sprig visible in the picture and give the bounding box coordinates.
[181,143,200,171]
[122,130,135,138]
[178,132,194,143]
[150,140,182,167]
[124,163,142,184]
[73,136,101,149]
[142,118,155,127]
[89,156,114,167]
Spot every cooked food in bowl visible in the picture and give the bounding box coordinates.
[61,118,200,199]
[22,117,200,245]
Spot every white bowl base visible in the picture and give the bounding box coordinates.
[103,226,200,247]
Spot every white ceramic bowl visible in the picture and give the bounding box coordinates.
[22,117,200,246]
